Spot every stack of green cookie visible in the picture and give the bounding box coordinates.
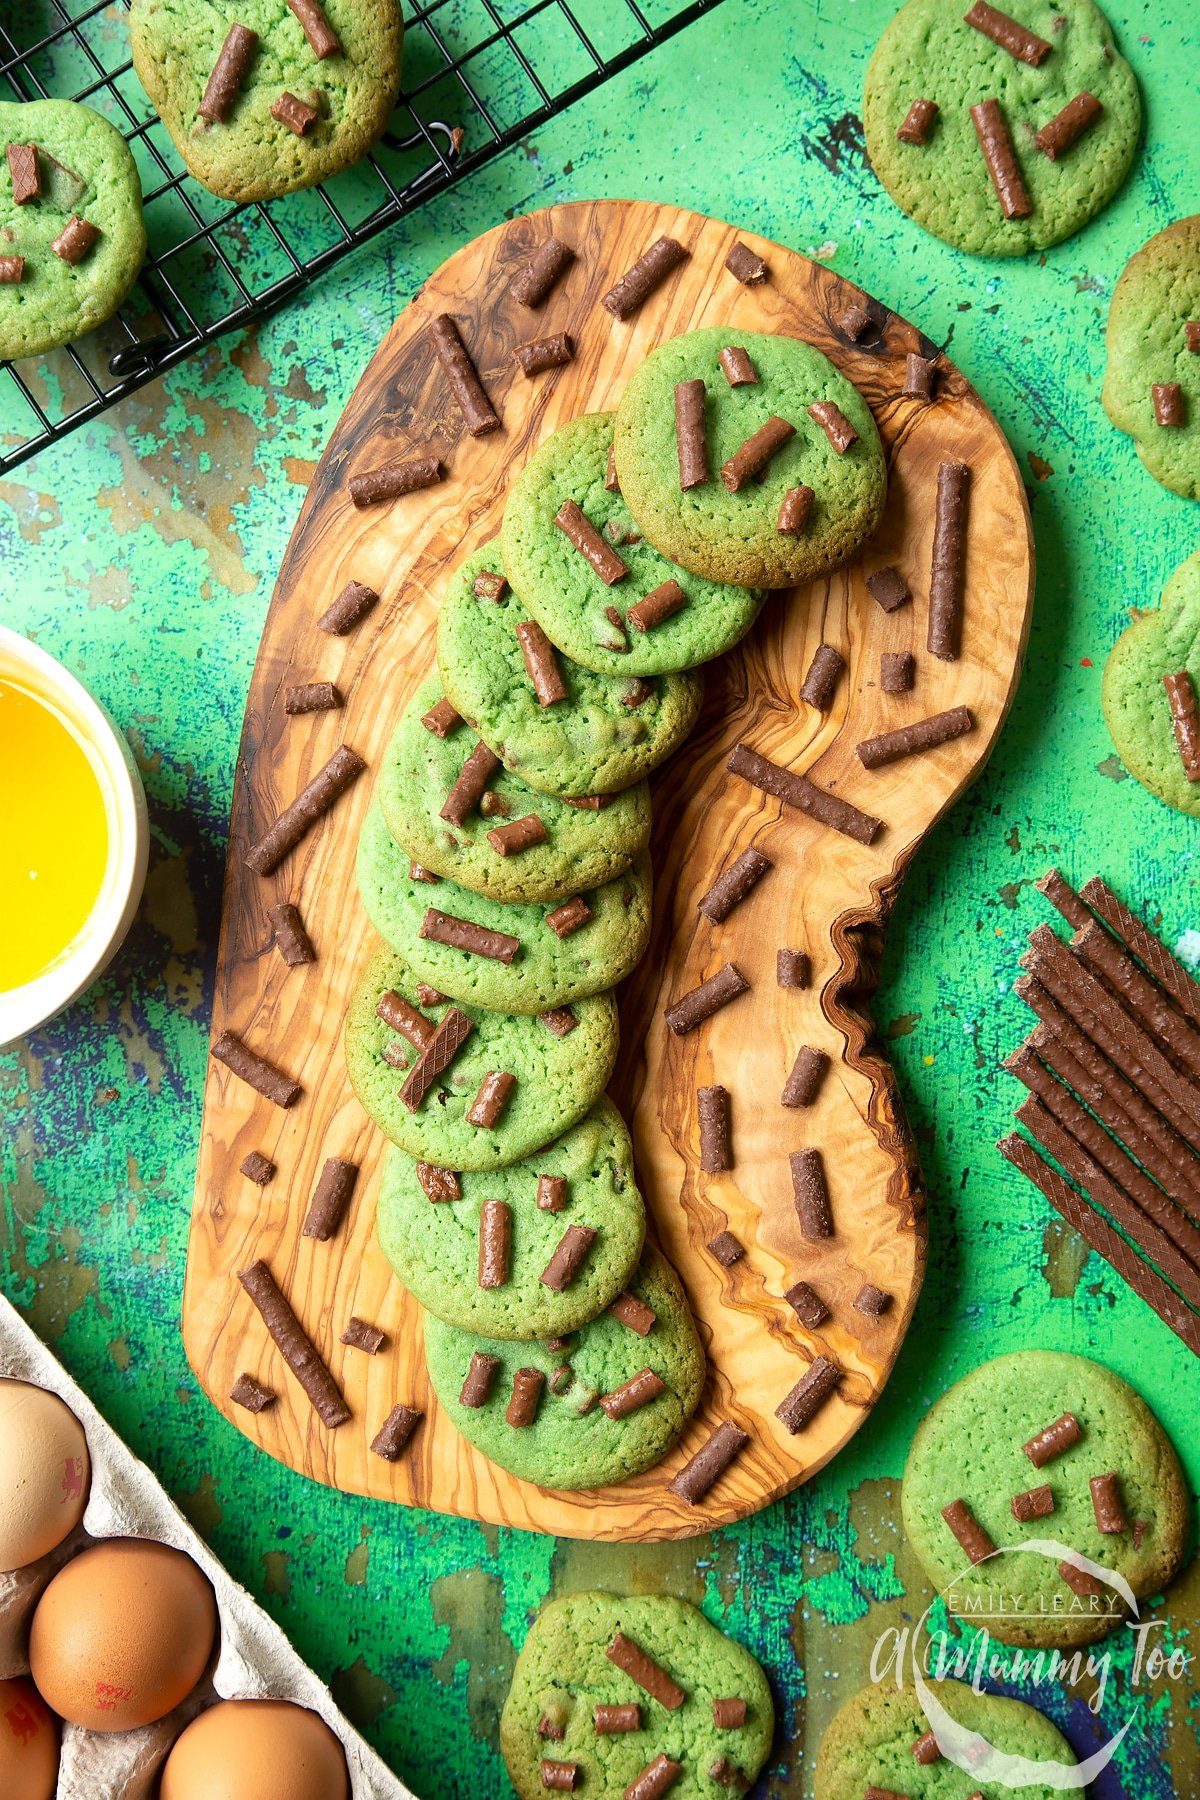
[345,321,887,1492]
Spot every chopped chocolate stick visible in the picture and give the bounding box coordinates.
[776,1354,842,1433]
[927,461,970,661]
[880,651,914,694]
[340,1316,386,1354]
[506,1366,544,1426]
[800,643,845,710]
[609,1291,656,1334]
[416,984,446,1006]
[698,847,772,923]
[601,235,688,319]
[971,99,1032,219]
[303,1157,358,1241]
[777,948,810,988]
[419,698,463,744]
[1036,866,1092,932]
[467,1070,517,1129]
[777,485,814,535]
[540,1223,597,1290]
[1080,875,1200,1029]
[382,1039,411,1071]
[440,739,501,826]
[51,216,100,264]
[488,813,549,856]
[854,1282,892,1316]
[460,1351,501,1407]
[698,1085,733,1172]
[8,143,39,204]
[628,579,687,633]
[540,1006,578,1037]
[1023,1410,1083,1467]
[785,1280,829,1327]
[897,97,938,144]
[420,909,520,963]
[675,379,709,488]
[537,1174,568,1211]
[514,332,574,376]
[546,895,592,939]
[287,0,340,56]
[595,1703,641,1734]
[625,1755,682,1800]
[478,1198,512,1287]
[837,301,873,341]
[271,91,318,135]
[709,1759,750,1793]
[857,705,974,768]
[370,1404,422,1461]
[727,742,883,844]
[267,901,315,967]
[284,679,341,714]
[416,1162,460,1202]
[1035,90,1103,159]
[601,604,631,653]
[668,1421,750,1504]
[318,580,378,634]
[510,235,574,307]
[563,791,616,811]
[903,352,936,400]
[399,1008,474,1111]
[540,1761,578,1792]
[867,565,911,613]
[719,345,759,386]
[791,1148,833,1238]
[1153,383,1185,427]
[377,990,434,1050]
[1163,672,1200,780]
[411,862,439,884]
[964,0,1051,64]
[1090,1471,1129,1534]
[600,1368,667,1419]
[912,1730,941,1764]
[1059,1560,1107,1601]
[725,240,767,284]
[238,1260,350,1426]
[708,1230,744,1267]
[605,1633,685,1708]
[473,568,508,602]
[1071,917,1200,1079]
[782,1045,829,1108]
[1187,322,1200,353]
[1011,1483,1055,1522]
[0,256,24,284]
[198,23,258,122]
[244,744,366,875]
[714,1698,748,1729]
[808,400,858,453]
[212,1029,301,1108]
[864,1791,907,1800]
[430,312,499,437]
[554,499,629,584]
[349,453,442,507]
[664,963,751,1035]
[230,1372,275,1413]
[942,1497,996,1564]
[240,1150,276,1185]
[720,415,796,491]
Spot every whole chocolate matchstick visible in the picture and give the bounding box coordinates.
[244,744,366,874]
[927,462,971,661]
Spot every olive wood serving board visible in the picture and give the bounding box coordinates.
[184,200,1033,1540]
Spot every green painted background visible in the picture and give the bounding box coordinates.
[3,1,1200,1793]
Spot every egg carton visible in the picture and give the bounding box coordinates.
[0,1290,414,1800]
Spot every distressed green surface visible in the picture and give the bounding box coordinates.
[3,2,1200,1795]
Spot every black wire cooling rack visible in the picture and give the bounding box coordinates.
[0,0,727,474]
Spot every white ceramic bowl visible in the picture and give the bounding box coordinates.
[0,625,149,1047]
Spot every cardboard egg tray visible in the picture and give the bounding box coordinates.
[0,1291,412,1800]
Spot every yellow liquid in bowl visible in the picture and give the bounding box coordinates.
[0,678,110,992]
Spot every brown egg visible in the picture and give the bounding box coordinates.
[0,1379,90,1571]
[0,1676,60,1800]
[29,1537,217,1732]
[159,1698,350,1800]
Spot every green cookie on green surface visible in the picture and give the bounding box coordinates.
[376,678,652,905]
[437,544,704,796]
[377,1099,645,1340]
[814,1680,1077,1800]
[0,102,145,360]
[129,0,403,202]
[500,1592,773,1800]
[613,327,886,590]
[902,1350,1187,1648]
[357,801,652,1015]
[501,412,765,675]
[345,942,618,1172]
[863,0,1139,258]
[1103,549,1200,815]
[1103,216,1200,500]
[424,1243,705,1490]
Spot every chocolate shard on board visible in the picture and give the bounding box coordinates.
[287,0,340,57]
[340,1316,386,1354]
[302,1156,359,1241]
[318,580,378,634]
[669,1421,750,1504]
[271,91,319,135]
[601,235,688,319]
[1024,1411,1082,1466]
[903,352,937,399]
[927,461,970,660]
[349,453,442,507]
[897,97,938,144]
[628,579,687,633]
[420,909,520,963]
[8,144,40,203]
[459,1350,501,1408]
[554,498,629,584]
[698,1085,733,1171]
[284,679,341,714]
[719,345,759,386]
[867,565,911,613]
[725,240,767,284]
[546,895,592,938]
[430,312,500,437]
[238,1260,350,1426]
[467,1070,517,1129]
[515,332,575,376]
[595,1703,640,1734]
[399,1008,474,1112]
[964,0,1052,64]
[230,1372,275,1413]
[212,1030,301,1108]
[697,847,772,923]
[245,744,366,874]
[600,1368,667,1419]
[1162,672,1200,780]
[856,705,974,768]
[609,1292,657,1334]
[808,400,858,453]
[720,415,796,491]
[707,1230,744,1267]
[1035,91,1103,158]
[507,1366,545,1426]
[799,643,845,710]
[478,1198,512,1288]
[785,1280,829,1328]
[240,1150,275,1185]
[776,1355,842,1433]
[1153,383,1184,427]
[51,216,101,264]
[971,99,1032,219]
[790,1148,833,1238]
[605,1633,685,1708]
[268,900,315,965]
[440,738,501,825]
[727,743,883,844]
[665,963,751,1035]
[540,1223,596,1291]
[777,485,814,535]
[782,1045,829,1108]
[509,235,574,307]
[198,23,258,122]
[370,1404,422,1461]
[941,1497,996,1563]
[880,651,914,694]
[1011,1484,1055,1522]
[777,948,810,989]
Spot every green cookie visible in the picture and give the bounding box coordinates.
[501,413,765,675]
[863,0,1140,257]
[424,1243,705,1489]
[613,328,887,590]
[357,801,652,1015]
[500,1592,773,1800]
[902,1350,1188,1648]
[377,1099,645,1340]
[815,1680,1077,1800]
[0,102,145,360]
[345,942,618,1172]
[1103,216,1200,499]
[130,0,403,202]
[1103,549,1200,815]
[376,678,652,905]
[437,544,704,796]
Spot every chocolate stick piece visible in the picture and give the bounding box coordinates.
[971,99,1032,219]
[777,949,810,989]
[881,651,914,694]
[370,1405,422,1461]
[725,241,767,284]
[510,236,574,307]
[668,1421,750,1503]
[284,680,341,714]
[1035,866,1093,932]
[708,1230,743,1267]
[287,0,340,56]
[600,1369,667,1418]
[941,1498,996,1563]
[318,581,378,634]
[539,1761,579,1792]
[538,1174,568,1211]
[0,256,24,284]
[595,1704,641,1734]
[1164,672,1200,779]
[554,499,629,584]
[479,1199,512,1287]
[349,454,442,507]
[272,92,318,135]
[714,1699,748,1729]
[420,910,520,963]
[786,1280,829,1327]
[964,0,1051,64]
[515,332,574,376]
[867,566,911,612]
[1035,91,1103,158]
[719,346,758,386]
[268,900,315,965]
[51,217,100,264]
[838,302,872,341]
[665,964,751,1035]
[430,313,500,437]
[417,1162,461,1202]
[341,1317,386,1353]
[698,1085,733,1171]
[473,569,508,602]
[721,416,796,491]
[399,1008,475,1111]
[1153,383,1185,427]
[625,1756,682,1800]
[799,644,845,710]
[488,814,549,856]
[546,896,592,939]
[212,1030,301,1107]
[1027,1414,1083,1466]
[605,1634,685,1708]
[727,743,883,845]
[904,353,936,400]
[440,739,501,825]
[777,486,814,535]
[1012,1484,1055,1522]
[238,1260,350,1426]
[927,462,970,661]
[303,1157,359,1241]
[245,744,366,874]
[241,1151,275,1185]
[609,1292,656,1333]
[1091,1472,1129,1534]
[1187,322,1200,353]
[601,236,688,319]
[628,580,686,633]
[1079,875,1200,1029]
[421,691,460,730]
[776,1355,842,1432]
[791,1148,833,1238]
[856,706,974,768]
[782,1046,829,1108]
[506,1367,545,1426]
[467,1070,516,1129]
[230,1373,275,1413]
[378,990,434,1050]
[540,1223,597,1290]
[675,379,709,488]
[897,98,938,144]
[539,1005,578,1037]
[460,1351,501,1407]
[697,847,772,923]
[198,23,258,122]
[808,401,858,453]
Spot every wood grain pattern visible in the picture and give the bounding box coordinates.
[183,201,1034,1539]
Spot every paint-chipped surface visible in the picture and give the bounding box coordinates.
[2,3,1199,1795]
